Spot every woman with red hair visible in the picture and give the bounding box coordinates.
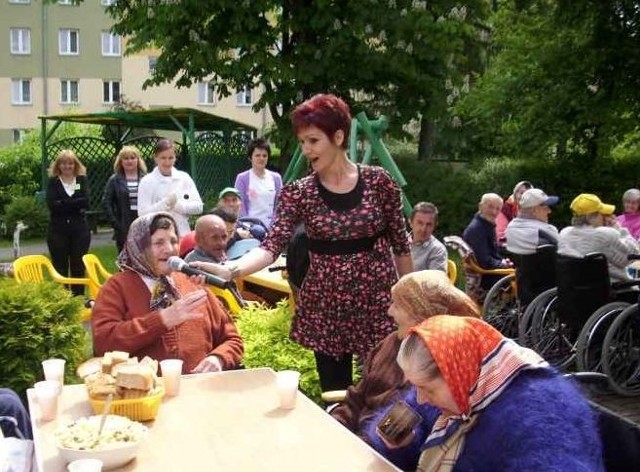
[195,94,412,392]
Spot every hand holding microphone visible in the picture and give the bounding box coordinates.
[167,256,231,289]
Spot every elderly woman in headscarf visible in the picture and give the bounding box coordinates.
[366,316,603,471]
[92,212,243,374]
[330,270,479,435]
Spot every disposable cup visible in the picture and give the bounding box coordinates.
[276,370,300,409]
[67,459,103,472]
[160,359,184,396]
[42,358,66,393]
[34,380,60,421]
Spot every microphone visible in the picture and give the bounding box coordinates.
[167,256,230,289]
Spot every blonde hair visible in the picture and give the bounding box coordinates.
[113,145,147,174]
[47,149,86,177]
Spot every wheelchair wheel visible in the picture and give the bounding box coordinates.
[482,274,519,339]
[518,288,557,348]
[602,304,640,396]
[575,302,630,373]
[530,295,576,370]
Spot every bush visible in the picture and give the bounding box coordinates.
[3,195,50,240]
[235,300,322,404]
[0,279,90,397]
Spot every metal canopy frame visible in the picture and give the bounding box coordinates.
[38,107,257,188]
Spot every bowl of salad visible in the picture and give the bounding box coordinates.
[54,415,148,470]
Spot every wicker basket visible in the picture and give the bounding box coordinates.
[89,388,164,422]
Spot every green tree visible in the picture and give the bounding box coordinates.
[98,0,489,160]
[455,0,640,161]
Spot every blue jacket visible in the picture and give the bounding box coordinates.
[364,370,604,471]
[462,213,504,289]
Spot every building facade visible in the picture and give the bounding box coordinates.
[0,0,271,146]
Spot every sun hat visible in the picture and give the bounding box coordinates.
[519,188,559,209]
[570,193,615,216]
[218,187,241,199]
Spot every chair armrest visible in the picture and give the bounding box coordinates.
[321,390,347,404]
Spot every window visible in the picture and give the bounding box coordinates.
[60,80,79,104]
[9,0,30,4]
[148,56,158,73]
[103,80,120,104]
[197,81,216,105]
[101,0,115,5]
[59,29,79,55]
[11,79,31,105]
[58,0,73,5]
[236,86,252,106]
[10,28,30,55]
[12,129,27,144]
[101,32,121,56]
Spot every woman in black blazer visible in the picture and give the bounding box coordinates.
[103,146,147,253]
[46,149,91,296]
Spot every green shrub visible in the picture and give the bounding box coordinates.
[4,195,50,240]
[0,279,90,397]
[235,300,322,404]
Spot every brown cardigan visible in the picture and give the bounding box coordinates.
[92,270,243,373]
[330,333,407,434]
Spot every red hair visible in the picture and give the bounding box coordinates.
[291,94,352,149]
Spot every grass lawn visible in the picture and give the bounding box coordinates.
[89,244,119,273]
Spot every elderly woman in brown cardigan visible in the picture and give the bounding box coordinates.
[330,270,479,436]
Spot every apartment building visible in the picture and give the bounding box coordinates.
[0,0,271,146]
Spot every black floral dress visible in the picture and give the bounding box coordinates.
[261,165,410,358]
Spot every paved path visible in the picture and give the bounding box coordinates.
[0,229,114,262]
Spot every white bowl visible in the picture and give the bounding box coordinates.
[55,415,148,471]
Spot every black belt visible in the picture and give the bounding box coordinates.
[307,234,381,255]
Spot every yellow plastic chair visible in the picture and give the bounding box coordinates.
[12,254,93,322]
[447,259,457,284]
[209,285,246,316]
[82,253,112,300]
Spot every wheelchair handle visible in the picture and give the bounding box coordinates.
[627,254,640,260]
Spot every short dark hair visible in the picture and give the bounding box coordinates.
[411,201,439,222]
[246,137,271,160]
[210,205,238,224]
[150,214,176,235]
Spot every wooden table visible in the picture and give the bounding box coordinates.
[237,255,295,308]
[27,368,400,471]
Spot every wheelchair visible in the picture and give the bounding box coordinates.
[443,236,516,335]
[482,245,557,341]
[601,297,640,396]
[519,253,639,371]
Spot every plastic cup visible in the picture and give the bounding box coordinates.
[34,380,60,421]
[276,370,300,410]
[42,358,66,393]
[160,359,184,396]
[67,459,103,472]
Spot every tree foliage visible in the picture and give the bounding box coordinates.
[455,0,640,161]
[102,0,490,157]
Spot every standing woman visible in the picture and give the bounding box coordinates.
[46,149,91,296]
[194,94,413,392]
[103,145,147,253]
[234,137,283,229]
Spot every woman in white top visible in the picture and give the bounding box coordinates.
[137,139,203,237]
[234,138,283,229]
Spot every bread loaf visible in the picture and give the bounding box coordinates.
[115,364,155,391]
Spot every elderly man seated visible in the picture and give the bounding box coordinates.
[216,187,267,242]
[558,193,640,284]
[184,214,229,264]
[408,202,447,273]
[505,188,560,255]
[462,193,512,294]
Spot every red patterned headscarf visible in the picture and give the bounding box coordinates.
[408,315,548,448]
